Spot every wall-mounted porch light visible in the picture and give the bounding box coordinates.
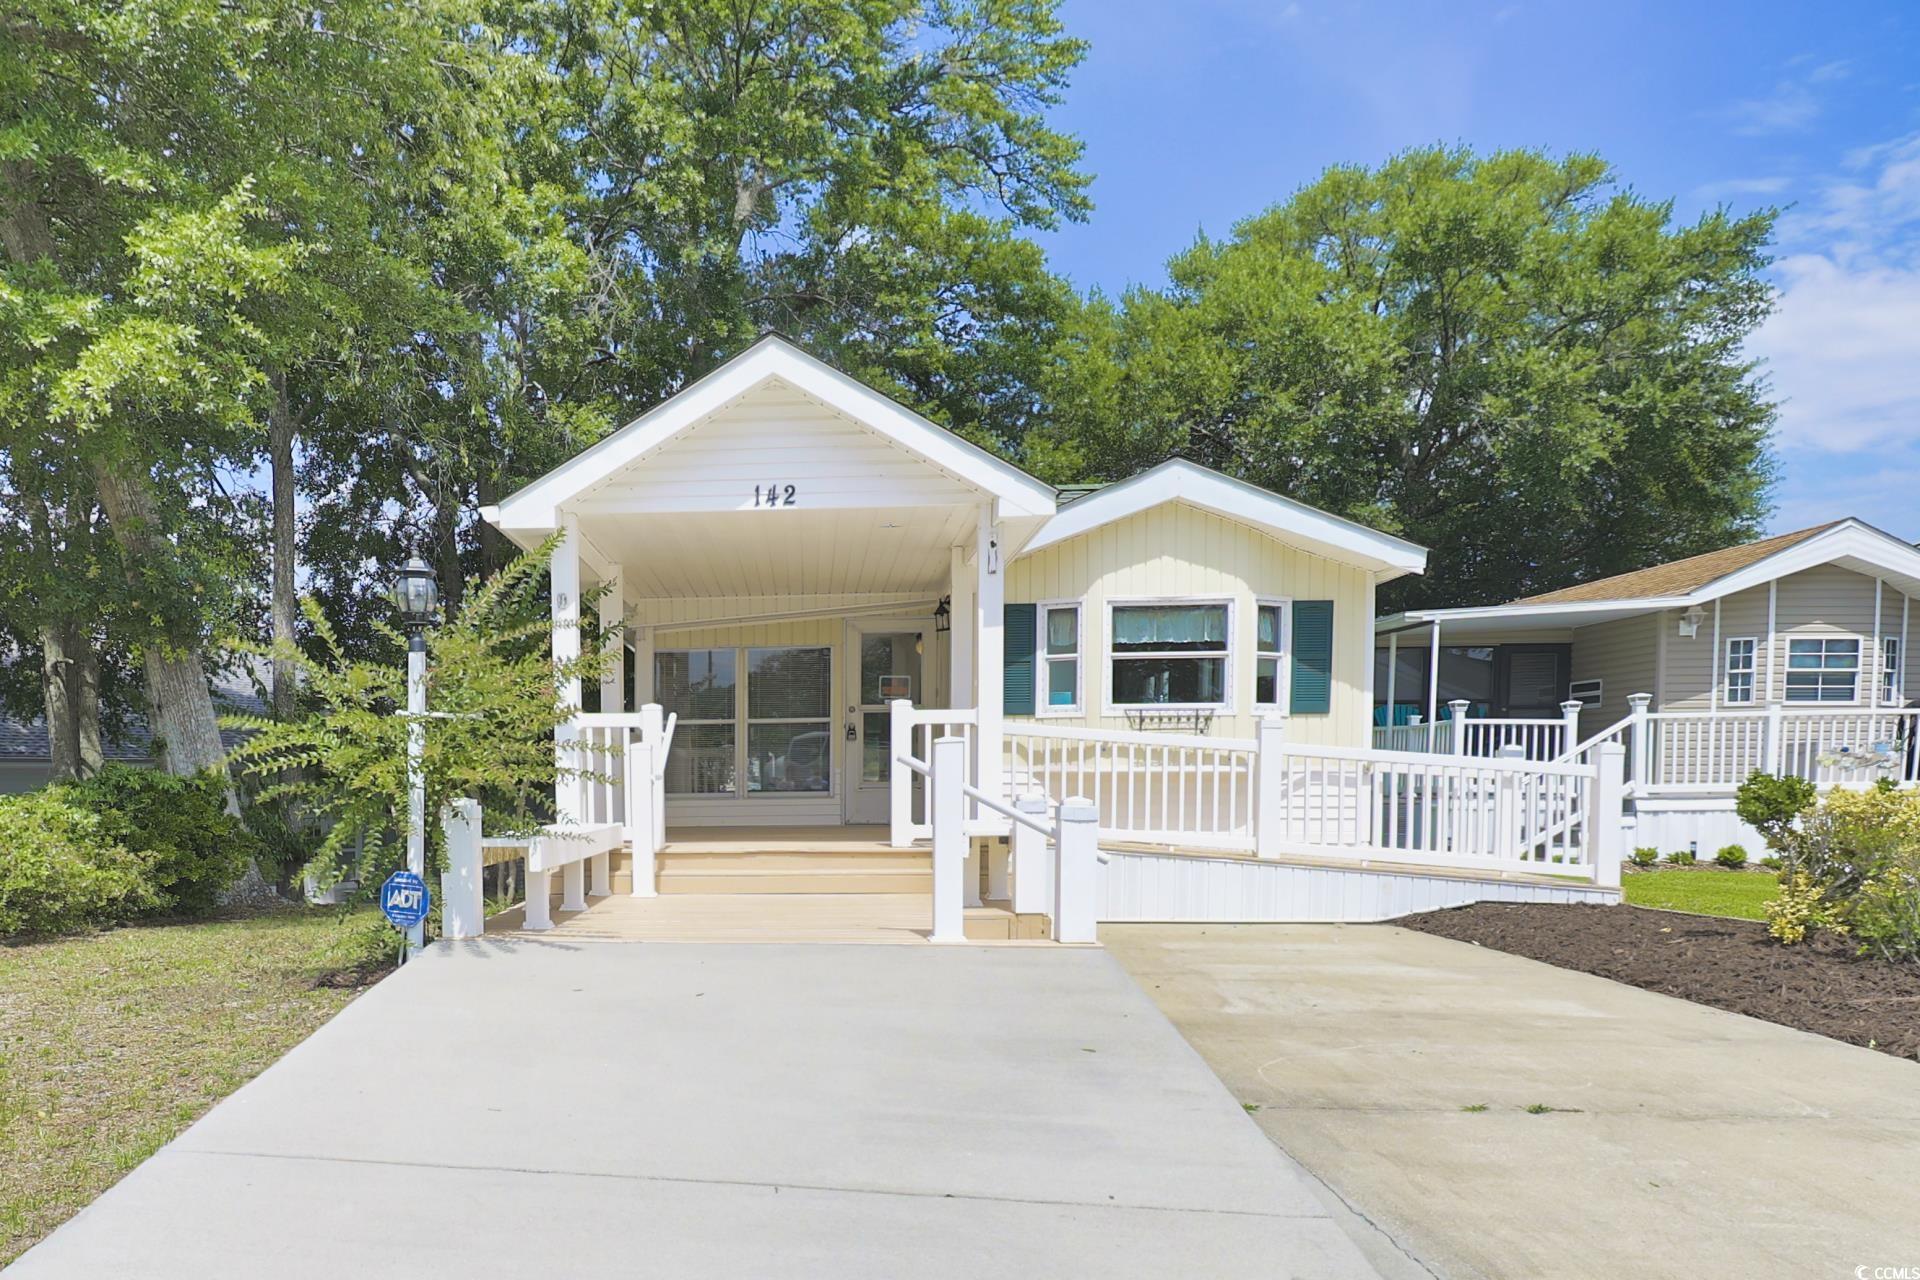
[933,596,951,633]
[1678,605,1706,639]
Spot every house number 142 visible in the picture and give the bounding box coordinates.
[754,484,797,508]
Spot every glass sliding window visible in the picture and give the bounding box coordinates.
[1885,636,1903,703]
[1110,603,1228,707]
[1041,604,1080,709]
[1723,637,1756,704]
[746,646,832,793]
[1785,637,1861,702]
[654,649,737,794]
[1255,602,1285,706]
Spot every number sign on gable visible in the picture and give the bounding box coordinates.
[752,484,798,508]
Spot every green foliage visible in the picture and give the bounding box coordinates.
[1031,146,1777,607]
[1735,772,1818,851]
[1765,872,1842,946]
[55,764,254,915]
[1714,844,1749,870]
[224,544,611,894]
[1629,847,1660,868]
[1762,784,1920,961]
[1665,849,1697,867]
[1760,855,1783,871]
[0,791,153,937]
[1849,848,1920,965]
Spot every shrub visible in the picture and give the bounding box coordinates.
[0,791,154,936]
[1760,855,1783,871]
[1665,848,1696,867]
[1629,847,1660,868]
[1735,771,1817,852]
[1714,844,1748,870]
[1849,848,1920,964]
[1765,871,1843,945]
[56,765,255,916]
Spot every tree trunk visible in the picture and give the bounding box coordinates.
[475,468,509,579]
[89,459,230,779]
[268,370,299,719]
[73,643,103,777]
[39,622,81,781]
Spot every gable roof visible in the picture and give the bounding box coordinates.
[1022,459,1428,581]
[486,334,1057,537]
[1515,522,1847,605]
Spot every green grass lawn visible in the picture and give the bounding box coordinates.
[1622,868,1779,921]
[0,907,389,1265]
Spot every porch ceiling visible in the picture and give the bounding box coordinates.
[587,504,978,597]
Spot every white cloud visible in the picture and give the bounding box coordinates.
[1693,175,1792,201]
[1750,131,1920,456]
[1723,59,1848,136]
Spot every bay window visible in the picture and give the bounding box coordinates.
[1110,602,1229,708]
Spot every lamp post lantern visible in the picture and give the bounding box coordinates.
[393,557,439,958]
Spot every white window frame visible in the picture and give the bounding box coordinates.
[1252,596,1291,711]
[1568,677,1604,709]
[1884,635,1903,704]
[654,647,742,797]
[743,644,835,799]
[1103,596,1235,714]
[1035,599,1083,717]
[1784,635,1862,705]
[1722,637,1757,705]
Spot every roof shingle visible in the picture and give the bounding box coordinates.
[1514,522,1847,605]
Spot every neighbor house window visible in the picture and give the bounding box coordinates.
[1884,636,1903,703]
[1723,637,1756,705]
[1039,603,1081,712]
[1254,601,1287,707]
[1110,602,1230,707]
[1785,637,1861,703]
[745,646,832,794]
[655,649,738,794]
[1569,678,1604,709]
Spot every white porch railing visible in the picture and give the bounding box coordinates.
[1640,705,1920,791]
[890,701,979,845]
[1372,699,1579,762]
[1003,723,1258,851]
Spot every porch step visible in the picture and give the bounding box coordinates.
[964,900,1052,942]
[654,849,932,895]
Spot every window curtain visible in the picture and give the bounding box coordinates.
[1112,605,1227,648]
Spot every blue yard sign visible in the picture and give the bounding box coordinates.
[380,870,430,930]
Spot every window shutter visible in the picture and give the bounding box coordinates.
[1290,600,1334,715]
[1003,603,1036,716]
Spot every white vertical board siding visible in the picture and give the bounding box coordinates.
[1098,850,1617,923]
[1005,501,1375,747]
[1568,613,1659,735]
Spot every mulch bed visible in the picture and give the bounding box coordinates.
[1399,902,1920,1062]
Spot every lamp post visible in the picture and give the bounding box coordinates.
[393,557,439,959]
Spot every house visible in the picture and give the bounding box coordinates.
[467,335,1624,941]
[0,668,266,794]
[1374,520,1920,853]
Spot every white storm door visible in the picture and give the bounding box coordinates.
[844,622,928,825]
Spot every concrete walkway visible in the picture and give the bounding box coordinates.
[9,936,1381,1279]
[1106,923,1920,1280]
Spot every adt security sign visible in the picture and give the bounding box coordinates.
[380,870,430,931]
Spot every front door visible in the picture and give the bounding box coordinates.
[844,622,928,825]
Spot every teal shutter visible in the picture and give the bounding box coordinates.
[1003,603,1036,716]
[1290,600,1334,715]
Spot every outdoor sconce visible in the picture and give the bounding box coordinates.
[934,596,951,633]
[1678,605,1706,639]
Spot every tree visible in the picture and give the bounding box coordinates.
[1031,147,1778,608]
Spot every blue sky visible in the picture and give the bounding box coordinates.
[1032,0,1920,541]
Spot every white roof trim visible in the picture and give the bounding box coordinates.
[1022,459,1427,579]
[488,335,1056,531]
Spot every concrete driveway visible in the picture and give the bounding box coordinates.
[8,936,1380,1279]
[1106,923,1920,1280]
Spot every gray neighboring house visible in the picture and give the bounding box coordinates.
[0,670,268,794]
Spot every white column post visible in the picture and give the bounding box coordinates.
[440,798,484,941]
[632,622,655,706]
[560,858,587,914]
[1011,794,1053,917]
[1254,716,1286,860]
[1385,631,1399,718]
[404,637,428,958]
[523,864,553,932]
[929,735,966,942]
[1560,699,1584,759]
[589,849,611,898]
[1448,698,1471,756]
[1764,702,1786,776]
[599,566,625,712]
[1627,692,1652,789]
[889,698,915,847]
[1427,622,1442,728]
[949,546,974,709]
[1594,741,1626,890]
[552,514,583,825]
[1495,743,1524,855]
[641,702,667,854]
[974,504,1004,810]
[1053,796,1098,944]
[626,738,656,896]
[1871,578,1884,710]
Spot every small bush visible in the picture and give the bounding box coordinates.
[0,791,154,936]
[1714,844,1749,870]
[1735,772,1816,852]
[1665,849,1697,867]
[56,765,255,916]
[1849,848,1920,964]
[1760,855,1783,871]
[1765,871,1843,945]
[1629,847,1660,868]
